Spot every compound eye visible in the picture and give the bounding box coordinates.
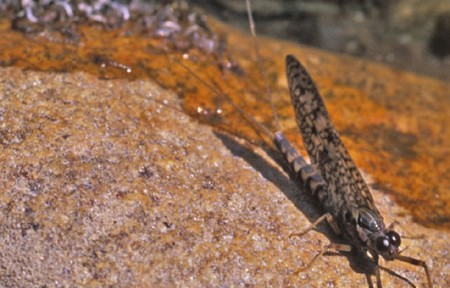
[387,231,401,247]
[376,236,390,252]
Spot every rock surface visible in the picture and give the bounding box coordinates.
[0,3,449,287]
[0,65,448,286]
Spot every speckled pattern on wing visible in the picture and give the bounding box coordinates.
[285,55,381,226]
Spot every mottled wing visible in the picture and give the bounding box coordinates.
[285,55,378,214]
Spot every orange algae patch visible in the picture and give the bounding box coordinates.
[0,11,449,231]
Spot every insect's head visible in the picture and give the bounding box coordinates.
[357,208,402,260]
[371,229,401,260]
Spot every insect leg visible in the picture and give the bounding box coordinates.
[294,242,352,273]
[364,273,375,288]
[290,213,341,238]
[371,253,428,288]
[372,254,383,288]
[379,266,418,287]
[395,254,433,288]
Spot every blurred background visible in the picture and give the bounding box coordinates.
[190,0,450,81]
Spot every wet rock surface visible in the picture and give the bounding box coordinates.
[0,65,448,287]
[0,1,449,287]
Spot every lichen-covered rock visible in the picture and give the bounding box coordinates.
[0,3,449,286]
[0,64,448,287]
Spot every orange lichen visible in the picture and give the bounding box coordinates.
[0,9,448,232]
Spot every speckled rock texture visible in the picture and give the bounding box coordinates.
[0,65,448,287]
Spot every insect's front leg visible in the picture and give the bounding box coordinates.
[395,254,433,288]
[370,254,382,288]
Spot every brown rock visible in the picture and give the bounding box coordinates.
[0,7,449,287]
[0,63,448,286]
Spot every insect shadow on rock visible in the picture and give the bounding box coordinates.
[176,0,433,287]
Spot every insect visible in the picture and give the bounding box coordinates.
[283,54,433,288]
[179,0,433,287]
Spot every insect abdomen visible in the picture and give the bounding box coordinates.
[274,132,328,205]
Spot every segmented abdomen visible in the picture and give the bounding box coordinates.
[274,132,328,205]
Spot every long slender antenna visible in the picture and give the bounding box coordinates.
[245,0,282,132]
[176,59,275,140]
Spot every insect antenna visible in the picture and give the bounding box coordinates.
[173,0,285,148]
[245,0,282,133]
[175,59,275,141]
